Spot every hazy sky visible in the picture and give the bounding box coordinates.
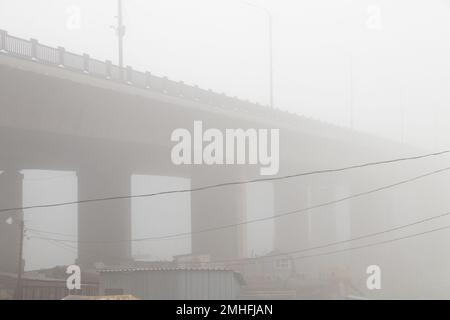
[2,0,450,148]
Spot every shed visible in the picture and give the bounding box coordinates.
[98,267,245,300]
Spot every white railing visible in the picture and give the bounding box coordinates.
[0,29,275,118]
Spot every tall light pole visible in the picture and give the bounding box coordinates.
[242,1,274,109]
[116,0,126,80]
[349,54,354,129]
[400,89,405,144]
[268,12,274,109]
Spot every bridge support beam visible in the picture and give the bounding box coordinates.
[273,180,310,257]
[77,169,132,268]
[190,170,246,261]
[0,170,24,273]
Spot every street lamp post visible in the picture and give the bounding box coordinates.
[268,12,274,109]
[349,54,354,129]
[117,0,126,81]
[242,1,274,109]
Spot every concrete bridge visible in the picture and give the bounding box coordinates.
[0,30,423,277]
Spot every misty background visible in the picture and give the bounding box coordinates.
[1,0,449,271]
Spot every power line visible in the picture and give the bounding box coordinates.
[26,228,76,238]
[1,149,449,216]
[208,210,450,266]
[28,165,450,244]
[32,208,450,268]
[288,224,450,263]
[33,235,135,263]
[23,173,76,182]
[44,238,77,255]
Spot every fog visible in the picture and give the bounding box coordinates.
[2,0,450,146]
[1,0,450,300]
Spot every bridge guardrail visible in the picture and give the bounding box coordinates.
[0,29,279,119]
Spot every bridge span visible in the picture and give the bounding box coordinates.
[0,30,430,284]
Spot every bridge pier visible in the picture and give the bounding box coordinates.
[77,169,132,268]
[0,170,24,273]
[190,169,246,261]
[273,177,355,276]
[273,179,310,272]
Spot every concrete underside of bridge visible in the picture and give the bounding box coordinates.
[0,55,422,273]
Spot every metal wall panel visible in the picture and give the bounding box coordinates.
[100,269,241,300]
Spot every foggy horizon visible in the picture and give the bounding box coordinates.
[2,0,450,302]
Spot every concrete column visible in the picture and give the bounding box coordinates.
[307,185,339,247]
[0,170,24,273]
[273,179,310,255]
[77,169,132,268]
[349,174,397,269]
[190,170,246,261]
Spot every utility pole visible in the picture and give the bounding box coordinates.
[117,0,125,81]
[14,218,24,300]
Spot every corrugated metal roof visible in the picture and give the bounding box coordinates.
[98,266,230,273]
[98,266,247,286]
[62,295,139,300]
[0,271,63,282]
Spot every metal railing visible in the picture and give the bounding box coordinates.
[0,29,277,118]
